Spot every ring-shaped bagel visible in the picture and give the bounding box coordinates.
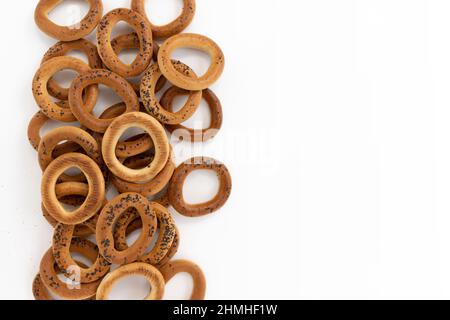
[35,0,103,41]
[33,259,93,300]
[53,223,111,283]
[140,60,202,124]
[69,69,140,133]
[27,111,80,155]
[113,202,176,265]
[110,33,165,95]
[168,157,232,217]
[96,262,164,300]
[33,56,98,122]
[102,112,170,183]
[158,33,224,90]
[39,240,102,300]
[161,87,223,142]
[38,126,102,182]
[111,149,175,197]
[41,153,105,225]
[93,103,154,158]
[42,39,103,100]
[97,8,153,78]
[131,0,196,39]
[96,193,157,265]
[159,259,206,300]
[41,182,101,237]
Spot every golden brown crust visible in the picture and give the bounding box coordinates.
[110,33,165,95]
[27,111,81,154]
[41,182,101,237]
[96,262,165,300]
[113,202,176,265]
[140,60,202,124]
[97,8,153,78]
[158,33,224,90]
[32,56,98,122]
[35,0,103,41]
[39,241,102,300]
[159,259,206,300]
[42,39,103,100]
[69,69,140,133]
[41,153,105,225]
[110,149,175,197]
[168,157,232,217]
[161,88,223,142]
[102,112,170,183]
[53,223,111,283]
[38,126,102,182]
[96,193,157,264]
[131,0,196,39]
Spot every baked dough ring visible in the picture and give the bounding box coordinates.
[41,153,105,225]
[96,193,157,265]
[94,103,155,158]
[39,240,102,300]
[32,56,98,122]
[161,87,223,142]
[42,39,103,100]
[41,182,100,237]
[131,0,196,39]
[110,149,175,197]
[35,0,103,41]
[140,60,202,124]
[96,263,165,300]
[159,260,206,300]
[69,69,140,133]
[158,33,225,90]
[97,8,153,78]
[110,33,165,95]
[33,259,93,300]
[27,111,80,155]
[53,223,111,283]
[102,112,170,183]
[168,157,232,217]
[113,202,176,265]
[38,126,102,182]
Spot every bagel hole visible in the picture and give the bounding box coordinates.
[144,0,184,26]
[85,233,97,245]
[156,79,175,100]
[63,166,83,177]
[183,170,219,204]
[180,97,211,129]
[123,225,142,248]
[70,252,94,268]
[126,74,142,90]
[107,275,151,300]
[142,228,160,255]
[48,0,90,27]
[119,127,148,142]
[106,184,120,201]
[60,201,82,213]
[118,48,139,65]
[163,273,194,300]
[111,21,136,39]
[170,94,189,112]
[93,85,124,117]
[123,154,154,169]
[171,48,212,78]
[50,69,79,90]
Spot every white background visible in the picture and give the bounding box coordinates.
[1,0,450,300]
